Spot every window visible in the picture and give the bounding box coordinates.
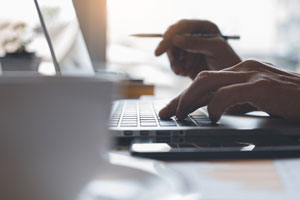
[107,0,300,75]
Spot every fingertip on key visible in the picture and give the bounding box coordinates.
[158,107,171,119]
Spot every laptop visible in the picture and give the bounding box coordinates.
[35,0,300,139]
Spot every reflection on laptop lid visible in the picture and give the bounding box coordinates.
[34,0,95,74]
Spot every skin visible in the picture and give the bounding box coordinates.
[155,20,300,123]
[155,19,241,79]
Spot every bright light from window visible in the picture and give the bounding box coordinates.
[107,0,300,73]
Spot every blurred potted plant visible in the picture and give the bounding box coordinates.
[0,21,41,71]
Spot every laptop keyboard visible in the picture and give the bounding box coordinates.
[110,101,212,128]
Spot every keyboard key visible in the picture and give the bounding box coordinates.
[159,120,177,127]
[193,118,210,122]
[121,123,137,125]
[121,122,137,124]
[141,122,157,125]
[140,117,155,119]
[121,124,138,127]
[140,122,157,127]
[141,125,157,127]
[177,117,197,126]
[122,119,138,121]
[193,119,216,126]
[140,119,156,122]
[122,120,137,122]
[190,115,208,119]
[140,115,155,118]
[140,121,156,123]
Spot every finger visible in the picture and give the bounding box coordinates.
[175,71,251,120]
[159,96,181,119]
[167,47,206,79]
[176,93,213,119]
[184,53,206,79]
[155,22,191,56]
[155,40,168,56]
[172,35,225,55]
[223,60,263,72]
[207,82,263,122]
[223,60,291,77]
[182,52,197,71]
[155,20,220,56]
[226,103,258,115]
[170,51,196,76]
[167,49,187,76]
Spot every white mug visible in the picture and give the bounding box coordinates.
[0,75,113,200]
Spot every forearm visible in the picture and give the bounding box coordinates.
[291,71,300,78]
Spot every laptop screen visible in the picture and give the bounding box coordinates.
[35,0,95,74]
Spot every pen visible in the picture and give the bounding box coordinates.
[131,33,240,40]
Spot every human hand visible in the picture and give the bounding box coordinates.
[159,60,300,123]
[155,20,241,79]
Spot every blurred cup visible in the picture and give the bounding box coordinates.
[0,74,113,200]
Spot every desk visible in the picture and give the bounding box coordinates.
[101,150,300,200]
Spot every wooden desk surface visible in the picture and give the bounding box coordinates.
[109,150,300,200]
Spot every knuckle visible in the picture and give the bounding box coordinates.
[204,20,217,28]
[177,19,189,26]
[243,59,260,66]
[254,78,272,88]
[239,59,261,71]
[202,20,220,33]
[215,87,229,98]
[247,71,261,79]
[164,19,190,38]
[263,61,274,66]
[195,70,211,80]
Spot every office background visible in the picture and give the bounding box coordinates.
[1,0,300,91]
